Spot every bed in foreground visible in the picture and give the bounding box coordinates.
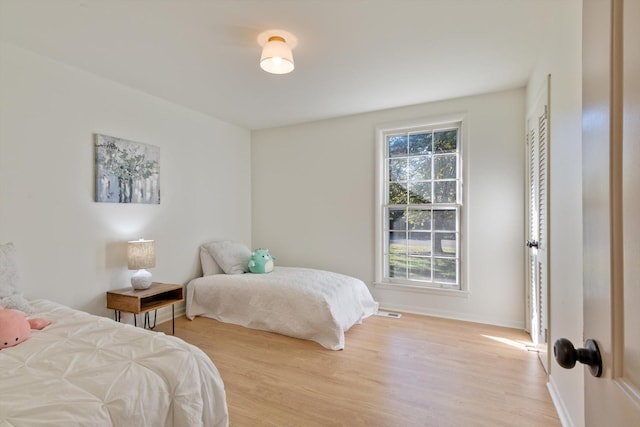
[0,299,228,427]
[187,263,379,350]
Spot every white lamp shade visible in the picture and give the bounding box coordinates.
[127,239,156,270]
[260,36,295,74]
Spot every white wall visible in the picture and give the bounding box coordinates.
[252,88,525,328]
[0,42,252,317]
[526,1,584,426]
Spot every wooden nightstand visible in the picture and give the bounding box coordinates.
[106,283,184,335]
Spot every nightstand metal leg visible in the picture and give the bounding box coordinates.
[172,304,175,335]
[143,310,157,330]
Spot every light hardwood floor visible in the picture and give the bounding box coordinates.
[155,312,561,427]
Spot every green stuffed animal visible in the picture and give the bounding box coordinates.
[248,248,275,273]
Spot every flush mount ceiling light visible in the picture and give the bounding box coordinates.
[257,29,297,74]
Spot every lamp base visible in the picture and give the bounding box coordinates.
[131,269,152,289]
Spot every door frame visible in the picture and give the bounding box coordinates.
[525,75,551,373]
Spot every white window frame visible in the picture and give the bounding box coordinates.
[374,113,468,294]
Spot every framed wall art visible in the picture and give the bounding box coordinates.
[95,134,160,204]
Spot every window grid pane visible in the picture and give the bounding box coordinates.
[383,123,461,289]
[383,206,460,287]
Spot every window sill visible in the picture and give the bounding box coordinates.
[374,281,470,298]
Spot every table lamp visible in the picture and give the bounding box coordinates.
[128,239,155,289]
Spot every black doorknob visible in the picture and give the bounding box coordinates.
[553,338,602,377]
[526,240,539,248]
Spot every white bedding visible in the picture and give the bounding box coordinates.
[0,299,228,427]
[186,266,379,350]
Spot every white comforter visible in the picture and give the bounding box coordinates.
[0,299,228,427]
[186,267,379,350]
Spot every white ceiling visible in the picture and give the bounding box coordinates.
[0,0,557,130]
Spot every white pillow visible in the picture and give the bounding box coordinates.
[203,241,250,274]
[0,242,33,313]
[199,245,224,276]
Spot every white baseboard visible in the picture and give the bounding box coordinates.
[547,375,574,427]
[378,302,525,330]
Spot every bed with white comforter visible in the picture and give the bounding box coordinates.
[186,266,379,350]
[0,299,228,427]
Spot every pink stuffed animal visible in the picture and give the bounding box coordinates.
[0,307,51,349]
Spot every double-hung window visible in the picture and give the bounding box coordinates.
[376,119,463,290]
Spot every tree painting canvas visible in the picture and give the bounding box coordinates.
[95,134,160,204]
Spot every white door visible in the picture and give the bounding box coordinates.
[526,79,549,373]
[568,0,640,424]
